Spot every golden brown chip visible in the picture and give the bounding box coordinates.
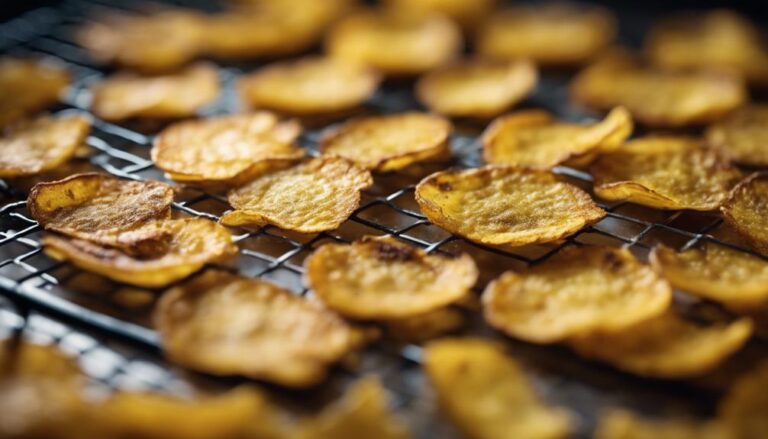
[706,105,768,166]
[591,136,741,211]
[721,173,768,255]
[154,270,363,387]
[570,312,753,379]
[482,107,632,169]
[414,166,605,246]
[238,57,380,115]
[90,63,220,121]
[326,10,462,76]
[415,59,537,118]
[221,156,372,232]
[304,236,478,319]
[719,362,768,439]
[383,307,465,342]
[0,58,70,129]
[384,0,495,31]
[319,112,451,171]
[594,409,731,439]
[423,338,572,439]
[0,115,90,178]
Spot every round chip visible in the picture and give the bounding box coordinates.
[221,156,373,233]
[721,173,768,255]
[0,57,70,129]
[719,362,768,439]
[706,105,768,166]
[594,409,730,439]
[238,57,380,116]
[384,0,495,31]
[415,59,538,118]
[0,115,90,178]
[154,270,363,387]
[414,166,605,246]
[383,307,465,343]
[482,107,632,169]
[482,246,672,344]
[319,112,451,171]
[423,338,572,439]
[304,236,478,319]
[591,136,741,211]
[90,63,220,121]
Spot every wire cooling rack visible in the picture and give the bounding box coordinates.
[1,1,767,437]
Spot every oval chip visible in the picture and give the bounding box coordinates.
[719,362,768,439]
[304,236,478,319]
[706,105,768,166]
[414,166,605,246]
[0,57,70,129]
[595,409,730,439]
[721,173,768,255]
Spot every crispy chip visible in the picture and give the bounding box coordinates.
[591,136,741,211]
[221,156,372,232]
[90,63,219,121]
[594,409,731,439]
[482,107,632,169]
[414,166,605,246]
[384,0,495,30]
[570,312,753,378]
[423,338,572,439]
[0,115,90,178]
[719,362,768,439]
[706,105,768,166]
[154,270,363,387]
[415,59,537,118]
[383,307,465,343]
[304,236,478,319]
[0,58,70,129]
[238,57,380,115]
[721,173,768,255]
[319,112,451,171]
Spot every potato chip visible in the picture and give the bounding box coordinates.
[319,112,451,171]
[0,58,70,129]
[721,173,768,255]
[154,270,363,387]
[90,63,219,121]
[304,236,478,319]
[414,166,605,246]
[591,136,741,211]
[383,307,465,342]
[482,107,632,169]
[384,0,494,31]
[0,115,89,178]
[570,312,753,378]
[415,59,537,118]
[238,57,380,115]
[706,105,768,166]
[476,4,616,66]
[221,156,372,233]
[719,362,768,439]
[326,10,462,76]
[423,338,572,439]
[594,409,731,439]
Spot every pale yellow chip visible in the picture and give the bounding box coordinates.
[591,136,741,211]
[319,112,451,171]
[304,236,478,319]
[414,166,605,246]
[423,338,572,439]
[719,362,768,439]
[384,0,495,31]
[90,63,220,121]
[238,57,380,115]
[154,270,363,387]
[0,115,90,178]
[221,156,372,233]
[721,173,768,255]
[570,312,753,379]
[482,106,632,169]
[0,58,70,129]
[326,10,462,76]
[706,105,768,166]
[594,409,731,439]
[415,59,537,118]
[383,307,465,343]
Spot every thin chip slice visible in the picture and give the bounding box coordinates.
[570,312,753,379]
[0,58,70,129]
[423,338,572,439]
[706,105,768,166]
[154,270,364,387]
[319,112,451,171]
[721,173,768,255]
[0,115,90,178]
[384,0,495,31]
[591,136,741,211]
[221,156,372,233]
[90,63,219,121]
[383,307,465,343]
[304,236,478,319]
[42,218,236,288]
[414,166,605,246]
[238,57,380,115]
[415,59,537,118]
[482,107,632,169]
[719,362,768,439]
[594,409,731,439]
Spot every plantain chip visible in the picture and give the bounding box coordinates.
[154,270,364,387]
[383,307,465,343]
[594,409,731,439]
[591,136,741,211]
[719,362,768,439]
[570,312,753,379]
[0,115,90,178]
[304,236,478,319]
[384,0,495,31]
[721,173,768,255]
[482,106,632,169]
[414,166,605,246]
[706,105,768,166]
[221,156,372,233]
[415,59,537,118]
[319,112,451,171]
[423,338,572,439]
[326,10,462,76]
[238,57,380,115]
[0,58,70,129]
[90,63,219,121]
